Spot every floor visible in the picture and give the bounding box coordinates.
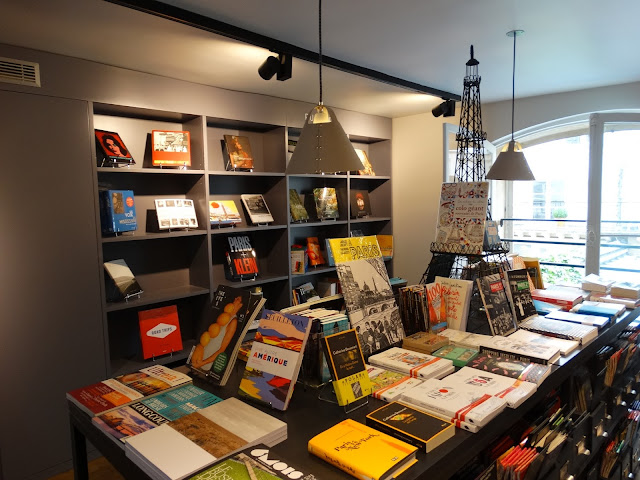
[48,457,124,480]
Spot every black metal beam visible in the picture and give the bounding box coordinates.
[104,0,461,101]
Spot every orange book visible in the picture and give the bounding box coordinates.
[138,305,183,359]
[306,236,326,266]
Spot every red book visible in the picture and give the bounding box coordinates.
[138,305,183,359]
[531,286,586,310]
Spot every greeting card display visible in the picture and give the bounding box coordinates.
[151,130,191,167]
[95,129,135,167]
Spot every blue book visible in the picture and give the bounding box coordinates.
[100,189,137,234]
[570,301,626,320]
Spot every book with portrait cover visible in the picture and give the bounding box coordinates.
[313,187,339,220]
[238,309,313,411]
[476,272,517,336]
[350,189,372,218]
[209,200,242,226]
[241,194,274,224]
[289,189,309,222]
[322,329,373,406]
[225,235,259,280]
[223,134,254,171]
[151,130,191,167]
[504,268,538,325]
[99,189,137,234]
[103,258,143,302]
[95,129,135,167]
[138,305,183,360]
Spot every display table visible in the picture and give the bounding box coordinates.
[68,307,639,480]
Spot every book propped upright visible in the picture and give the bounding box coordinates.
[241,194,274,224]
[103,258,143,302]
[223,135,254,171]
[99,189,137,235]
[476,272,517,336]
[138,305,183,360]
[313,187,339,220]
[504,268,538,325]
[288,189,309,222]
[225,234,259,280]
[425,282,448,333]
[435,276,474,331]
[95,129,135,167]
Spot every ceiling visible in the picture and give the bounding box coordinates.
[2,0,640,118]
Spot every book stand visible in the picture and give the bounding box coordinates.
[150,348,174,362]
[236,273,258,282]
[316,382,369,414]
[253,223,270,227]
[318,218,337,222]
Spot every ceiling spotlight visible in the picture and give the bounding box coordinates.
[258,53,292,81]
[432,99,456,117]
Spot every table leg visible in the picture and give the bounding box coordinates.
[70,421,89,480]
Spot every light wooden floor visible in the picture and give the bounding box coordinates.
[48,457,124,480]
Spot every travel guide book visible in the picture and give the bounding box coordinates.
[138,304,183,360]
[151,130,191,167]
[368,347,455,380]
[238,309,313,411]
[366,365,424,403]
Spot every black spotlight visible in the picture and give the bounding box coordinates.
[258,53,292,81]
[432,99,456,117]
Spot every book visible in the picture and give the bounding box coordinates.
[400,377,508,429]
[292,282,320,305]
[590,293,640,309]
[402,331,450,355]
[350,189,372,218]
[478,335,561,365]
[305,236,325,267]
[366,365,424,402]
[154,198,198,230]
[425,282,448,333]
[241,194,274,224]
[483,220,501,249]
[138,305,183,360]
[467,352,552,386]
[103,258,143,302]
[439,328,494,349]
[434,181,489,254]
[519,316,598,345]
[521,257,544,289]
[99,189,137,234]
[570,300,626,320]
[435,276,474,331]
[290,245,307,275]
[328,235,383,264]
[476,272,517,336]
[307,419,418,480]
[508,254,536,291]
[225,234,259,280]
[238,309,313,411]
[92,384,222,443]
[545,310,610,330]
[319,313,350,382]
[209,200,242,226]
[507,329,579,356]
[124,397,287,480]
[288,189,309,222]
[581,273,614,293]
[447,366,537,408]
[223,135,254,170]
[610,281,640,299]
[151,130,191,167]
[354,148,376,176]
[66,365,192,417]
[531,286,587,309]
[366,402,455,453]
[322,329,373,406]
[313,187,339,220]
[376,234,394,260]
[188,285,266,386]
[432,345,479,367]
[504,269,538,325]
[368,347,455,380]
[95,129,135,167]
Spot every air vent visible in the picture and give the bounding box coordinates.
[0,57,41,87]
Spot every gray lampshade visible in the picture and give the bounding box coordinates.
[286,105,363,174]
[486,140,535,181]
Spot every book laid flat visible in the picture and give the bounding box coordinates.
[307,419,418,480]
[467,352,552,386]
[313,187,339,220]
[92,384,222,443]
[400,378,508,429]
[476,272,517,336]
[95,129,135,167]
[67,365,192,417]
[478,335,561,365]
[99,189,137,234]
[610,281,640,299]
[209,200,242,226]
[368,347,455,380]
[545,309,610,330]
[188,286,266,386]
[151,130,191,167]
[238,309,313,411]
[570,300,626,320]
[439,328,494,349]
[241,194,274,224]
[366,365,424,402]
[504,268,538,325]
[223,134,254,170]
[124,397,287,480]
[138,305,183,360]
[288,189,309,222]
[447,366,537,408]
[104,258,143,302]
[350,189,372,218]
[225,234,259,280]
[402,331,450,355]
[322,328,373,406]
[520,316,598,345]
[589,293,640,309]
[435,276,474,331]
[366,401,455,453]
[531,287,586,310]
[432,345,479,368]
[581,273,614,293]
[507,328,579,356]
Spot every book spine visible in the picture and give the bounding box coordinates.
[364,418,427,452]
[479,346,548,365]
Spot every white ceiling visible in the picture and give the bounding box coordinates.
[2,0,640,118]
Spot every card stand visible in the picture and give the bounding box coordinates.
[150,348,175,362]
[123,291,143,302]
[211,223,237,229]
[291,219,309,224]
[235,274,258,282]
[252,223,271,227]
[316,382,368,414]
[318,218,337,222]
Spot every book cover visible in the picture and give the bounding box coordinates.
[531,287,586,309]
[99,189,137,234]
[433,345,479,368]
[521,257,544,289]
[225,235,259,280]
[366,401,455,453]
[209,200,242,226]
[154,198,198,230]
[313,187,339,220]
[610,281,640,299]
[376,234,393,260]
[467,352,551,385]
[103,258,143,302]
[95,129,135,167]
[483,220,501,249]
[476,273,517,336]
[322,329,373,406]
[350,189,372,218]
[241,194,274,224]
[545,310,610,330]
[366,365,423,401]
[425,282,448,333]
[306,236,325,267]
[328,235,382,265]
[508,329,579,356]
[224,135,254,170]
[307,419,418,480]
[289,189,309,222]
[435,276,474,331]
[434,181,489,254]
[504,269,538,325]
[402,331,450,354]
[354,148,376,176]
[92,384,222,443]
[479,335,560,365]
[238,309,313,411]
[519,316,598,345]
[570,300,626,320]
[151,130,191,167]
[138,305,183,360]
[368,347,454,380]
[439,328,494,349]
[318,314,350,382]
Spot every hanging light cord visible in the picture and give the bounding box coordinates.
[318,0,323,104]
[510,32,516,142]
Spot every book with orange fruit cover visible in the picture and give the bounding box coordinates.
[188,286,265,386]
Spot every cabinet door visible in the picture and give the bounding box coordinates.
[0,90,104,479]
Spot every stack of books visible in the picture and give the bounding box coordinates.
[366,364,424,402]
[401,330,449,354]
[519,316,598,346]
[368,347,455,380]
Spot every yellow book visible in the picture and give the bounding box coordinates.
[376,234,394,260]
[328,235,382,264]
[308,419,418,480]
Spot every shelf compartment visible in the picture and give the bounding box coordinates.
[288,176,349,222]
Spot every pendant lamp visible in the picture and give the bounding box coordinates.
[486,30,535,181]
[286,0,363,174]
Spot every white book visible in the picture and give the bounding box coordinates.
[545,310,610,330]
[581,274,614,293]
[366,365,425,402]
[610,281,640,299]
[439,329,494,349]
[400,378,507,429]
[435,276,474,331]
[520,316,598,346]
[368,347,455,380]
[508,329,579,356]
[590,293,640,309]
[241,194,274,224]
[479,335,561,365]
